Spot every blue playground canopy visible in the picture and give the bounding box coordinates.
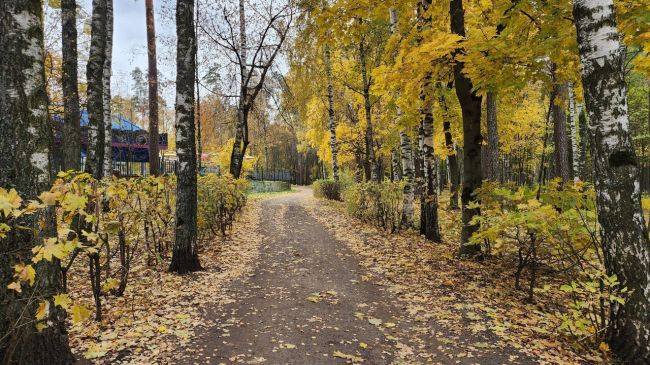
[78,111,143,131]
[53,111,167,164]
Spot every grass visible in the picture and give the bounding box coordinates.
[247,188,298,200]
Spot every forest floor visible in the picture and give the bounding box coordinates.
[72,187,591,365]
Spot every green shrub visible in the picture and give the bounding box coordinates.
[313,179,341,200]
[197,174,249,239]
[343,181,404,232]
[471,179,626,352]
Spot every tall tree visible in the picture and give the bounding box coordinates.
[420,96,441,241]
[61,0,81,171]
[170,0,201,274]
[0,1,74,362]
[400,132,415,226]
[577,104,589,180]
[573,0,650,361]
[551,71,570,182]
[568,82,580,181]
[223,0,292,178]
[85,0,108,178]
[485,91,499,181]
[324,44,340,181]
[450,0,483,257]
[103,0,114,178]
[146,0,160,175]
[359,31,378,182]
[440,94,460,209]
[417,0,441,242]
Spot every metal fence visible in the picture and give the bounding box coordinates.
[78,158,178,177]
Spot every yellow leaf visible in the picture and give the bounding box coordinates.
[333,350,363,363]
[101,278,119,292]
[70,304,91,323]
[359,342,368,349]
[599,342,610,353]
[39,191,60,205]
[36,301,50,321]
[32,238,67,262]
[0,188,22,216]
[53,293,71,310]
[7,281,22,293]
[14,264,36,286]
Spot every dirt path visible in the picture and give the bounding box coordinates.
[178,188,535,365]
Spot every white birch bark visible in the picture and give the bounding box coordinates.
[103,0,113,178]
[85,0,108,178]
[400,132,415,227]
[573,0,650,361]
[568,81,579,181]
[324,43,339,181]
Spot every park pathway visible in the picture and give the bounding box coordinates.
[178,188,533,365]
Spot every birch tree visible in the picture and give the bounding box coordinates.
[0,1,74,362]
[573,0,650,361]
[420,96,441,242]
[170,0,201,274]
[102,0,114,178]
[146,0,160,176]
[400,132,415,226]
[61,0,81,171]
[568,82,580,181]
[551,77,570,182]
[324,43,339,181]
[359,32,378,182]
[440,95,460,209]
[85,0,108,178]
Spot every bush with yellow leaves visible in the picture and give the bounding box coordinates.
[2,171,248,334]
[471,179,626,354]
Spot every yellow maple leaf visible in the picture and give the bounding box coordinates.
[70,304,90,323]
[53,293,71,310]
[38,190,60,205]
[0,188,22,216]
[14,263,36,286]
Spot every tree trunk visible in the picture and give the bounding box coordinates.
[146,0,160,176]
[85,0,108,179]
[170,0,201,274]
[103,0,113,178]
[573,0,650,361]
[551,71,570,182]
[359,37,377,182]
[391,149,401,181]
[61,0,81,171]
[195,0,202,172]
[325,44,339,181]
[485,91,499,181]
[229,0,248,178]
[578,104,589,180]
[441,96,460,209]
[0,1,74,362]
[568,82,580,181]
[450,0,483,257]
[420,87,441,242]
[400,132,415,227]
